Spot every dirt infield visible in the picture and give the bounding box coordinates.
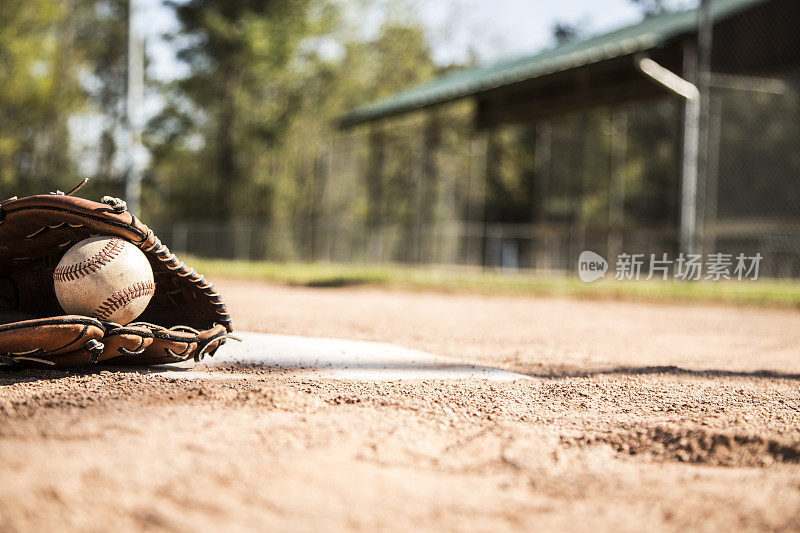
[1,279,799,531]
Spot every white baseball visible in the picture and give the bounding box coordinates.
[54,236,155,325]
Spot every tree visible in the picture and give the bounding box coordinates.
[0,0,85,197]
[74,0,130,192]
[158,0,313,221]
[146,0,442,261]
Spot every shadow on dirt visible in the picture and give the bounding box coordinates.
[0,367,97,385]
[4,362,800,386]
[1,359,526,385]
[0,362,208,384]
[562,425,800,467]
[292,277,373,288]
[515,364,800,381]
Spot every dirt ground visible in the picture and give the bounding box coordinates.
[1,279,800,532]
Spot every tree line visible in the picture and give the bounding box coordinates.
[0,0,441,227]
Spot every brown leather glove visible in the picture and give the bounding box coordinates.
[0,186,234,367]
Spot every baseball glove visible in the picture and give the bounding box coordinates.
[0,181,235,367]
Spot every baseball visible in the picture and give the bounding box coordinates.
[53,236,155,325]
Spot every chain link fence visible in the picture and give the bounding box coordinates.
[161,76,800,279]
[159,4,800,279]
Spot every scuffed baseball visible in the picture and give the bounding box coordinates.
[54,236,155,325]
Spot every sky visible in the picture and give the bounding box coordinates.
[399,0,694,65]
[138,0,699,81]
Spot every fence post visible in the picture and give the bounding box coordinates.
[608,108,628,262]
[234,222,251,260]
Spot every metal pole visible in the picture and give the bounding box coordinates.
[535,121,552,269]
[126,0,144,215]
[463,137,473,265]
[704,96,722,255]
[680,44,700,257]
[325,137,334,262]
[680,0,713,256]
[696,0,713,255]
[608,108,627,262]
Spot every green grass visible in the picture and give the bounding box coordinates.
[189,257,800,309]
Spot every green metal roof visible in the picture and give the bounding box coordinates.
[341,0,765,126]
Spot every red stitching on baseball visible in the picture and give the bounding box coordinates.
[53,238,126,282]
[92,280,156,321]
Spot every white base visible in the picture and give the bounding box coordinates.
[163,332,530,381]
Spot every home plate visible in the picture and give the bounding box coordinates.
[152,332,530,381]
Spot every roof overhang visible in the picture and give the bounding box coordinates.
[339,0,774,128]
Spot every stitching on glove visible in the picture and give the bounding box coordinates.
[53,237,126,282]
[0,348,51,366]
[164,342,193,359]
[2,355,56,366]
[137,232,233,332]
[116,335,149,357]
[25,222,85,239]
[195,332,242,362]
[92,280,156,321]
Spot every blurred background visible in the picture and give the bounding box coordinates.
[1,0,799,278]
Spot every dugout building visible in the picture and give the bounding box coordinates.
[334,0,800,277]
